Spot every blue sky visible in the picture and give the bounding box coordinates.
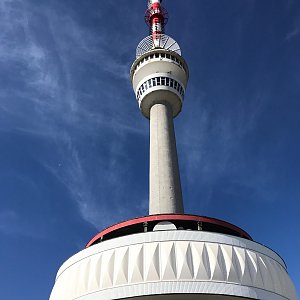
[0,0,299,298]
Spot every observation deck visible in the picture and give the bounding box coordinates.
[86,214,252,247]
[50,214,297,300]
[130,47,188,119]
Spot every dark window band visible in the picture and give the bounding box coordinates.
[137,76,184,100]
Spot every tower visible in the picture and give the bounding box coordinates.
[131,0,188,215]
[50,1,297,299]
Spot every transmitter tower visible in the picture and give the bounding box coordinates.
[50,1,297,299]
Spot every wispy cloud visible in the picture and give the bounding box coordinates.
[0,0,146,229]
[179,92,265,180]
[285,27,300,41]
[285,6,300,41]
[0,209,43,238]
[177,88,268,209]
[0,210,19,235]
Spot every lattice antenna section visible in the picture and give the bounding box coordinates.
[145,0,169,47]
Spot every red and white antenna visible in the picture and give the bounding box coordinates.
[145,0,168,47]
[136,0,181,58]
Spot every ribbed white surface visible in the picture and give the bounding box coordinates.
[136,35,181,58]
[50,231,297,300]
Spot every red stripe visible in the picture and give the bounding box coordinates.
[151,17,163,29]
[152,3,160,9]
[85,214,252,247]
[152,31,162,40]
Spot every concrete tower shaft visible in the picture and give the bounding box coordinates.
[149,102,183,214]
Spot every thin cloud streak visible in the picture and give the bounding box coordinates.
[177,87,269,212]
[179,93,265,181]
[0,209,44,239]
[0,0,145,229]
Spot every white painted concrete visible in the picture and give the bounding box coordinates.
[49,230,297,300]
[130,49,189,118]
[136,74,184,118]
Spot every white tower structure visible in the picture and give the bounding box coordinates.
[131,0,188,215]
[49,1,297,300]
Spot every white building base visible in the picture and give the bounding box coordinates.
[50,231,297,300]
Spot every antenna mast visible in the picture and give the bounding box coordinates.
[145,0,168,47]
